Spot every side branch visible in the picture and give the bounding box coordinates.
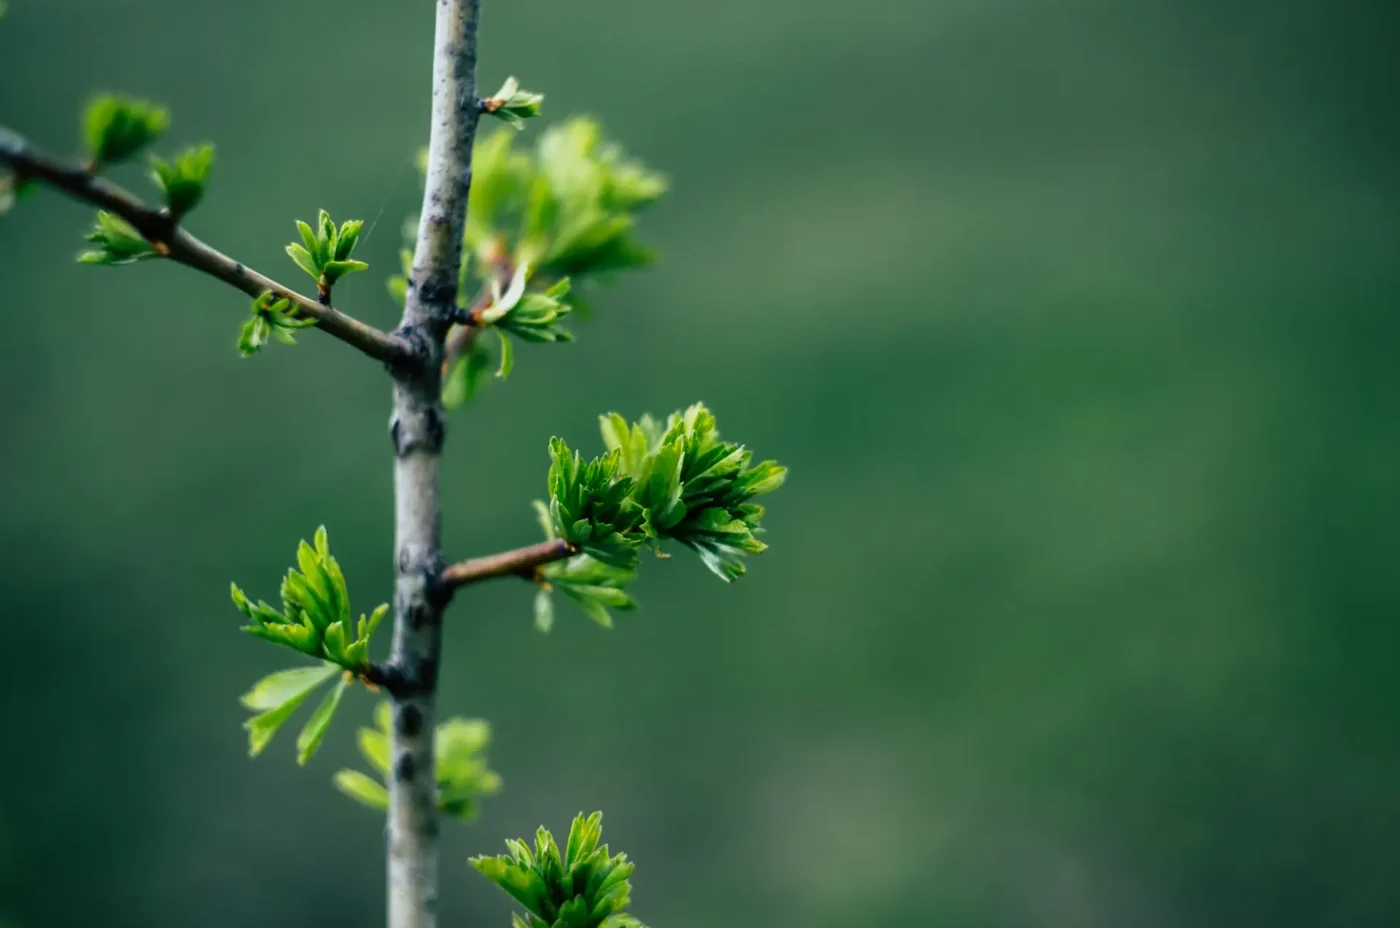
[0,129,415,367]
[442,538,575,589]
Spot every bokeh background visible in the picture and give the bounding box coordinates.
[3,0,1399,925]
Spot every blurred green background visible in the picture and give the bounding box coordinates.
[3,0,1399,925]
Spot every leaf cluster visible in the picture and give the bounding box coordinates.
[286,210,367,295]
[238,290,315,356]
[333,702,501,820]
[470,812,647,928]
[482,76,544,129]
[239,662,348,764]
[396,117,666,395]
[478,266,575,348]
[149,144,214,219]
[84,94,167,166]
[77,211,158,265]
[231,526,387,672]
[548,403,787,583]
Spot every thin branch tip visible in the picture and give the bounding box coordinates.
[0,127,414,366]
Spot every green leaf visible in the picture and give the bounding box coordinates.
[479,262,529,324]
[533,587,554,633]
[285,243,318,279]
[442,338,493,410]
[84,95,168,165]
[322,258,369,285]
[494,327,513,379]
[77,211,158,266]
[296,674,349,765]
[357,725,390,776]
[333,769,389,811]
[484,76,544,129]
[472,813,648,927]
[244,684,319,758]
[238,314,270,356]
[296,219,318,258]
[149,143,214,219]
[239,663,339,711]
[532,500,556,540]
[334,219,363,261]
[233,527,378,670]
[544,403,786,586]
[316,209,335,266]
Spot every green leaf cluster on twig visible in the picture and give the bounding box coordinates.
[232,526,388,671]
[550,403,786,576]
[77,210,160,265]
[529,403,785,631]
[390,117,667,402]
[333,702,501,820]
[238,290,316,356]
[286,209,367,302]
[149,144,214,220]
[470,812,648,928]
[482,76,544,129]
[83,94,167,166]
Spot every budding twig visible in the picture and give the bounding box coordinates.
[0,128,416,367]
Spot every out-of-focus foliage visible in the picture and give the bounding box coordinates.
[390,117,667,402]
[334,702,501,821]
[149,144,213,220]
[83,94,167,166]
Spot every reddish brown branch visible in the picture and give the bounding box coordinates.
[441,538,575,589]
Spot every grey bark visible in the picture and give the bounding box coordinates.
[386,1,482,927]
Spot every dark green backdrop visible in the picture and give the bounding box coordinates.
[2,1,1399,926]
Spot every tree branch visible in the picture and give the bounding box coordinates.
[442,539,575,589]
[0,128,416,367]
[383,1,483,927]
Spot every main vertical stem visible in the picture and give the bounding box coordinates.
[387,2,482,927]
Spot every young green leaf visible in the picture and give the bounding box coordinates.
[233,527,387,670]
[442,337,493,409]
[285,243,318,279]
[238,291,316,356]
[83,95,168,165]
[471,813,650,928]
[149,144,213,219]
[482,76,544,129]
[322,258,369,285]
[77,211,159,265]
[286,211,368,292]
[296,674,349,765]
[333,769,389,811]
[240,663,340,711]
[493,327,513,379]
[543,403,786,585]
[244,683,323,758]
[532,587,554,633]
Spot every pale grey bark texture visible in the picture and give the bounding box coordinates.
[386,1,482,927]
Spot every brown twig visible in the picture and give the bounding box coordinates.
[0,128,416,368]
[441,538,575,589]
